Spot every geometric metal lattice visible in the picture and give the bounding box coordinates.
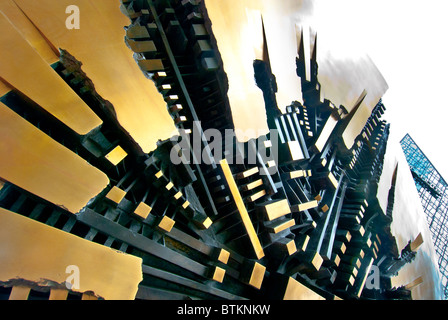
[0,0,426,300]
[400,134,448,298]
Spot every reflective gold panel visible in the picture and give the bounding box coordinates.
[283,277,325,300]
[0,0,58,64]
[0,12,102,135]
[13,0,177,152]
[0,101,109,214]
[0,208,143,300]
[220,159,265,260]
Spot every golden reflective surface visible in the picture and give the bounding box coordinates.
[204,1,267,141]
[0,0,57,64]
[220,159,265,260]
[5,0,176,152]
[0,0,440,299]
[0,0,178,211]
[0,102,109,214]
[283,276,325,300]
[0,11,101,135]
[0,208,143,300]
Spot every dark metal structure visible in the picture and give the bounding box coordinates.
[0,0,423,300]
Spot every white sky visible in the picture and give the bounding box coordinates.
[312,0,448,178]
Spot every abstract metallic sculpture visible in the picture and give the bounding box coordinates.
[0,0,428,300]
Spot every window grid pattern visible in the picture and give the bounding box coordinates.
[400,134,448,299]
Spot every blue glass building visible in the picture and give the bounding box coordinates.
[400,134,448,298]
